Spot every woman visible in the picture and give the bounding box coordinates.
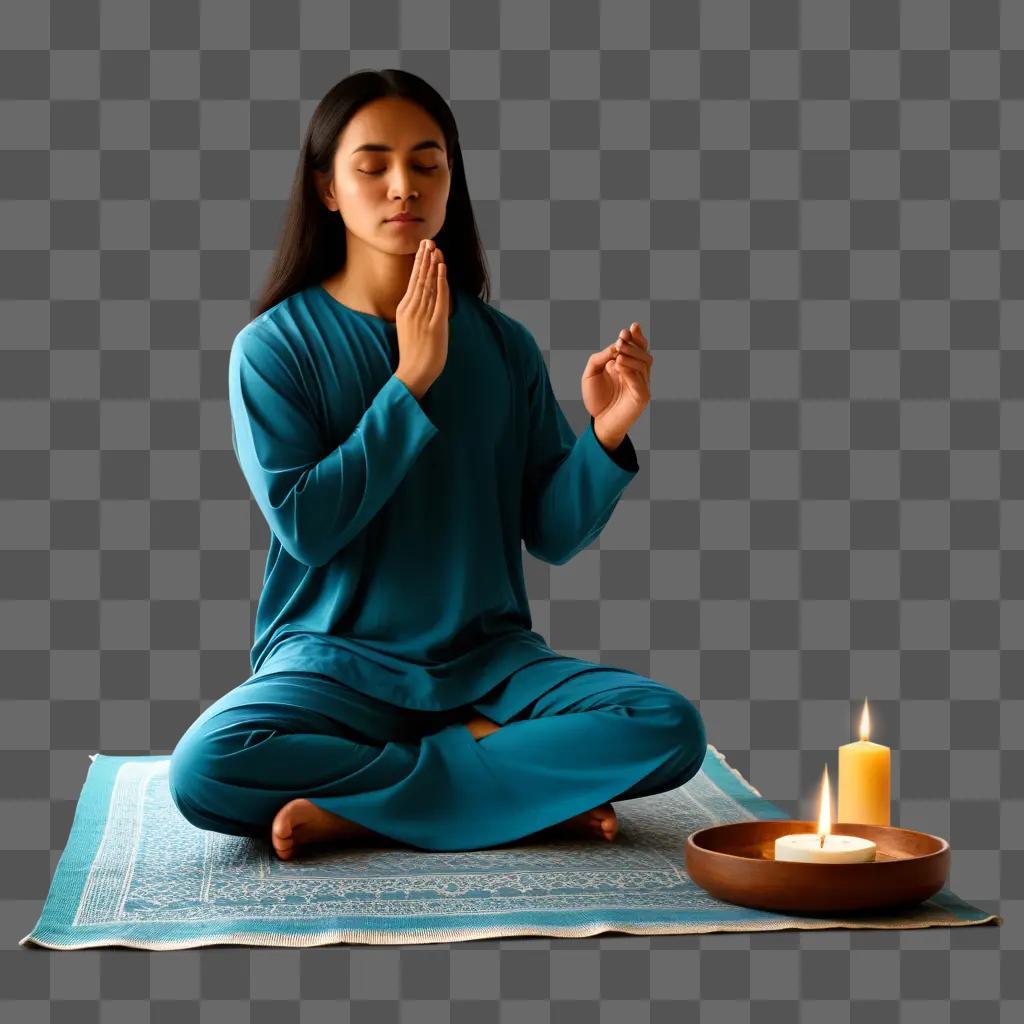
[168,69,707,860]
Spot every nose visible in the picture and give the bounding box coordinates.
[388,168,419,201]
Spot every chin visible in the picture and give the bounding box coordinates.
[394,233,428,253]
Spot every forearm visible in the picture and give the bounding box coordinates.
[522,421,638,564]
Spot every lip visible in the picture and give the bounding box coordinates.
[386,215,422,223]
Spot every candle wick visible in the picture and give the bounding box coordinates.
[819,834,825,849]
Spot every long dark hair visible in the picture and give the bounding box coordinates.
[252,69,491,319]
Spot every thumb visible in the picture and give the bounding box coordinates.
[585,342,621,378]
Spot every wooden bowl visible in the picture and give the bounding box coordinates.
[685,820,950,915]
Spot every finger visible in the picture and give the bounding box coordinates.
[584,342,623,379]
[414,245,436,308]
[409,240,427,303]
[614,351,651,384]
[616,352,649,375]
[628,323,649,349]
[615,338,653,369]
[615,357,650,395]
[430,261,448,324]
[423,251,438,308]
[417,243,438,296]
[617,329,649,358]
[402,241,425,307]
[616,337,653,364]
[410,239,427,289]
[615,348,646,365]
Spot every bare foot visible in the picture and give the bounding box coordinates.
[271,798,383,861]
[533,802,619,843]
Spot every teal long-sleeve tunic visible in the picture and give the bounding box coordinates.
[227,282,640,711]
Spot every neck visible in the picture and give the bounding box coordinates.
[325,232,420,321]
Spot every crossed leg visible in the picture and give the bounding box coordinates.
[169,666,707,857]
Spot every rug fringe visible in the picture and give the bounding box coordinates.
[20,910,1004,950]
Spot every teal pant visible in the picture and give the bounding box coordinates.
[167,663,707,852]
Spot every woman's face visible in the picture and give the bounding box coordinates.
[319,96,453,254]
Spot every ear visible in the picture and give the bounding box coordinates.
[315,169,336,211]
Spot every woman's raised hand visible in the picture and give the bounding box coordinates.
[394,238,449,401]
[581,323,653,451]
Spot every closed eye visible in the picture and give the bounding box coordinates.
[360,166,439,175]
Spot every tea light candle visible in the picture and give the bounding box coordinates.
[837,699,891,826]
[773,765,877,864]
[774,833,877,864]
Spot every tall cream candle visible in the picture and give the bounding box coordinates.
[837,699,890,826]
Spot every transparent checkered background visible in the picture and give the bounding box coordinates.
[2,0,1021,1019]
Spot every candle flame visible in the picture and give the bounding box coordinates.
[859,699,871,742]
[817,765,832,838]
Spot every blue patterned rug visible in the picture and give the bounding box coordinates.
[20,743,999,950]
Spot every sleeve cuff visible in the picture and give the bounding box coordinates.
[388,373,437,427]
[588,416,639,474]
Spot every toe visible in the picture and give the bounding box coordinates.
[599,808,618,839]
[272,801,299,841]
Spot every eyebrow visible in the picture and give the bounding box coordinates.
[350,140,444,155]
